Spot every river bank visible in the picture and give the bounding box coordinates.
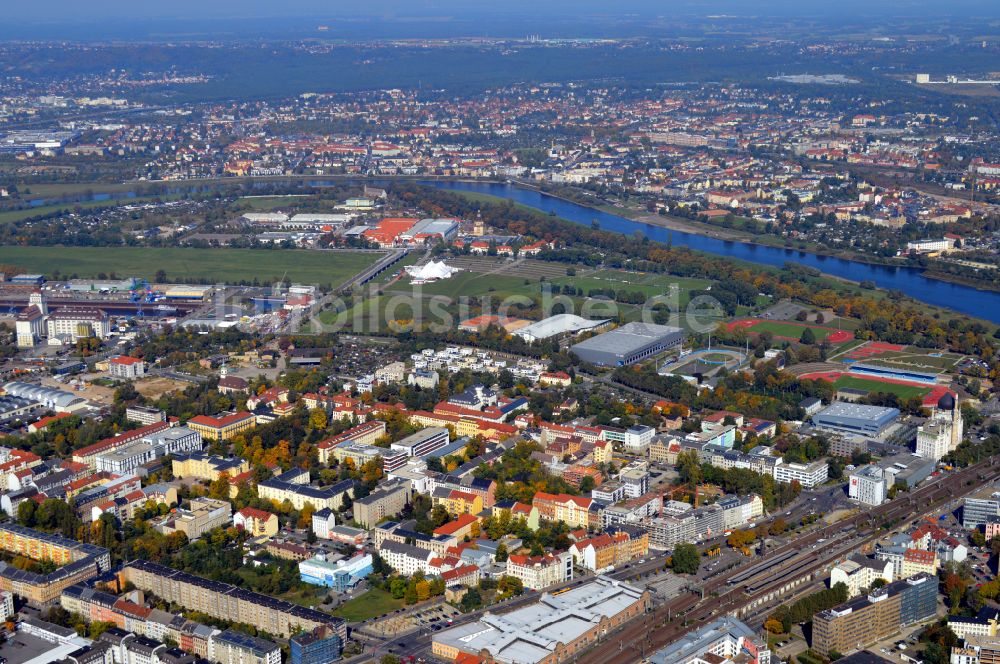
[518,180,1000,295]
[424,179,1000,325]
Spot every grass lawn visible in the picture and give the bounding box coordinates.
[745,320,844,341]
[832,375,930,399]
[0,195,182,225]
[388,271,540,300]
[20,182,147,197]
[828,338,867,360]
[331,588,404,622]
[550,269,713,301]
[238,195,312,211]
[0,246,380,286]
[863,350,964,373]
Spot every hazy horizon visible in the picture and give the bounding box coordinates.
[6,0,1000,41]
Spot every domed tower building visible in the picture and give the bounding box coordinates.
[915,392,963,460]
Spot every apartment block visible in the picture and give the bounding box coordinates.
[121,560,346,642]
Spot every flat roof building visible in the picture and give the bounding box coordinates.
[514,314,611,343]
[571,323,685,366]
[813,573,937,657]
[812,402,900,438]
[432,576,650,664]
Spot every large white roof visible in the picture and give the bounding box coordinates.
[405,261,459,282]
[514,314,609,342]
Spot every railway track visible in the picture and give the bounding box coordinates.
[572,455,1000,664]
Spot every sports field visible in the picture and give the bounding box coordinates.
[0,246,380,286]
[840,341,963,374]
[725,318,854,344]
[830,375,930,399]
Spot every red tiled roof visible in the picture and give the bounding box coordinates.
[434,513,479,537]
[188,412,254,428]
[110,356,143,365]
[238,507,276,521]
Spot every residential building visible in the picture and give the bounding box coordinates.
[125,406,167,426]
[122,560,347,641]
[505,551,574,591]
[774,459,829,488]
[311,509,337,540]
[0,523,109,605]
[157,497,232,541]
[233,508,278,538]
[620,467,650,499]
[570,530,648,573]
[378,540,436,576]
[830,555,894,597]
[109,356,145,379]
[432,487,483,518]
[353,480,412,528]
[900,548,939,578]
[209,630,281,664]
[532,492,594,529]
[290,626,342,664]
[949,611,1000,641]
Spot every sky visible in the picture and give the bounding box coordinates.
[5,1,1000,39]
[8,0,1000,21]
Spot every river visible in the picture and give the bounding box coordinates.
[422,180,1000,325]
[23,177,1000,323]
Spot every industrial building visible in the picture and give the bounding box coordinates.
[514,314,612,343]
[811,402,900,438]
[3,381,88,413]
[432,576,650,663]
[571,322,685,366]
[915,393,964,460]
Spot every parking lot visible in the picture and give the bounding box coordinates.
[365,600,460,638]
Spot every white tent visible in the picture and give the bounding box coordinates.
[405,261,460,283]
